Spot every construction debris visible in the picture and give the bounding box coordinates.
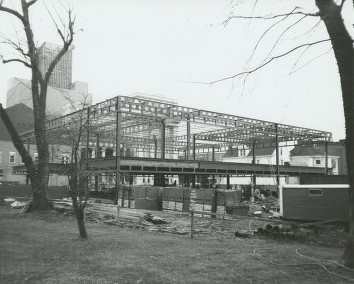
[253,211,262,217]
[144,213,170,224]
[234,230,253,238]
[254,223,316,241]
[10,201,27,209]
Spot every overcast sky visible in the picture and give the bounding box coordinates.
[0,0,353,141]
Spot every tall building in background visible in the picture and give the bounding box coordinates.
[6,42,92,117]
[38,42,74,89]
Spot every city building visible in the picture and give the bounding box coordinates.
[0,103,68,186]
[289,143,344,175]
[38,42,74,89]
[0,104,34,184]
[222,145,292,165]
[6,42,92,118]
[6,78,92,118]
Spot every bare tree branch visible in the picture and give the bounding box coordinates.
[260,15,308,66]
[244,8,299,65]
[26,0,38,8]
[223,9,320,26]
[1,55,32,68]
[202,39,331,84]
[44,10,75,84]
[289,46,333,75]
[0,2,26,25]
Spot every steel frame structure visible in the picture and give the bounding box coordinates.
[18,95,332,188]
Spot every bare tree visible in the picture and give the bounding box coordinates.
[0,0,75,210]
[217,0,353,267]
[52,111,89,238]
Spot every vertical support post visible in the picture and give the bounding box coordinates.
[193,134,196,161]
[186,116,191,160]
[190,210,194,238]
[252,141,256,200]
[121,186,125,208]
[115,97,122,205]
[275,124,280,187]
[211,189,218,219]
[226,175,230,190]
[325,141,328,175]
[154,135,158,159]
[161,119,165,159]
[94,175,99,192]
[128,188,132,208]
[212,145,215,162]
[96,134,100,158]
[192,174,196,188]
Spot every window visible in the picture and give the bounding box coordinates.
[34,153,39,163]
[309,189,323,196]
[315,159,322,165]
[9,152,16,163]
[332,159,337,169]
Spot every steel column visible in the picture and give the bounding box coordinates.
[193,134,196,160]
[252,141,256,199]
[161,120,165,159]
[186,116,191,160]
[325,142,328,175]
[115,97,122,205]
[275,123,280,186]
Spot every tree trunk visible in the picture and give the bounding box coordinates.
[0,103,51,210]
[316,0,354,268]
[71,191,88,239]
[30,83,50,210]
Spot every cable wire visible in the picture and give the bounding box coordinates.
[253,247,354,283]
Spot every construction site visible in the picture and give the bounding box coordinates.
[3,95,352,284]
[10,95,335,214]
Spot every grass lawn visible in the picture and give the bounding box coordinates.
[0,206,353,284]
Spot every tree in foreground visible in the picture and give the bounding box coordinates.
[51,95,92,239]
[218,0,353,267]
[0,0,75,210]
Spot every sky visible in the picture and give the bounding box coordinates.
[0,0,353,141]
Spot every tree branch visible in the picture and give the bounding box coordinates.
[223,9,320,26]
[203,39,331,84]
[244,8,299,66]
[44,9,75,84]
[1,55,32,68]
[261,15,308,66]
[26,0,38,8]
[0,2,26,24]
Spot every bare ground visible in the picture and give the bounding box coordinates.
[1,204,354,284]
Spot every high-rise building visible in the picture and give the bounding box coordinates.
[38,42,74,89]
[6,42,92,117]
